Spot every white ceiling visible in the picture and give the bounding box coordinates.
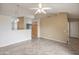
[0,3,79,18]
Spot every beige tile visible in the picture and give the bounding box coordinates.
[0,38,79,55]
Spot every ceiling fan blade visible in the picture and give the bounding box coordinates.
[41,9,46,14]
[30,8,38,10]
[35,9,46,14]
[42,8,52,10]
[35,10,39,14]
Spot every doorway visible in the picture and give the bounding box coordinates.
[32,21,38,39]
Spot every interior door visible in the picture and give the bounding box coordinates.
[70,21,79,38]
[32,22,38,39]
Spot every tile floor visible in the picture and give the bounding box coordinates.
[0,38,79,55]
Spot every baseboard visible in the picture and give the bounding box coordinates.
[0,40,30,48]
[40,37,67,44]
[69,37,79,39]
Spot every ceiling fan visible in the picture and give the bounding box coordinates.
[30,3,52,14]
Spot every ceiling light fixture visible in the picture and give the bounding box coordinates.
[35,3,46,14]
[30,3,51,14]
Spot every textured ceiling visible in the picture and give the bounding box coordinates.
[0,3,79,18]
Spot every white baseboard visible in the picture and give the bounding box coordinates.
[40,37,67,44]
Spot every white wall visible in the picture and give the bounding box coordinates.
[70,21,79,38]
[0,15,31,47]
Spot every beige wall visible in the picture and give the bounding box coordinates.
[40,13,69,43]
